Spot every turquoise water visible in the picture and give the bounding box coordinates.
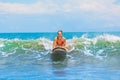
[0,32,120,80]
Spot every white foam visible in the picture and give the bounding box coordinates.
[83,47,94,56]
[81,34,88,38]
[39,38,52,50]
[1,52,8,57]
[93,34,120,43]
[96,49,104,54]
[14,38,21,41]
[0,43,4,47]
[1,51,15,57]
[95,49,105,60]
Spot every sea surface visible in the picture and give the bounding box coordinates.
[0,32,120,80]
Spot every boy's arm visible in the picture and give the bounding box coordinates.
[63,39,66,47]
[63,38,68,51]
[53,38,56,49]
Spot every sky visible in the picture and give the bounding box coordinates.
[0,0,120,32]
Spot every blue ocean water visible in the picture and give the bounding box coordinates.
[0,32,120,80]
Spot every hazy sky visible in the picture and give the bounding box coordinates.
[0,0,120,32]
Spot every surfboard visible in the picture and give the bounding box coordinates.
[51,47,67,61]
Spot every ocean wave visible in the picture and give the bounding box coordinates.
[0,34,120,59]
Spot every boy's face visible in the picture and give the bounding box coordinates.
[58,31,62,38]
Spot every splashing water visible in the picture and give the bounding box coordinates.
[0,32,120,80]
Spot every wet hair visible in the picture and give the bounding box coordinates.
[57,30,63,33]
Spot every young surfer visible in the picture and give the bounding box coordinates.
[53,30,67,51]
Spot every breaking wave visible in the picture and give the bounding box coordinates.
[0,34,120,66]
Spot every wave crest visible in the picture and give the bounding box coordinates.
[0,34,120,59]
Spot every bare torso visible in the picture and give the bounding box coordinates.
[53,37,67,50]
